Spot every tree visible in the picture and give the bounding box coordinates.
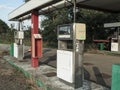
[41,8,72,47]
[71,8,120,43]
[41,7,120,48]
[0,19,9,34]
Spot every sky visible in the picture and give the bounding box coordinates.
[0,0,44,29]
[0,0,24,25]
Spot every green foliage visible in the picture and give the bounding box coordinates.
[74,9,120,43]
[24,29,31,46]
[1,5,120,49]
[0,19,9,34]
[41,8,120,48]
[41,8,72,48]
[0,19,15,44]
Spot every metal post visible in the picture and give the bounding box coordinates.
[73,0,76,23]
[73,0,84,89]
[31,10,39,67]
[18,21,21,31]
[19,21,23,45]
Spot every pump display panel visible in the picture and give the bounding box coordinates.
[58,24,73,40]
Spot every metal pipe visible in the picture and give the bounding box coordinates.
[73,0,76,23]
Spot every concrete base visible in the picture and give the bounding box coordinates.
[3,55,110,90]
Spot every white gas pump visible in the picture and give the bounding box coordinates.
[57,23,86,88]
[14,21,24,60]
[104,22,120,52]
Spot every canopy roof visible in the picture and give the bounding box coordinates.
[79,0,120,12]
[8,0,120,21]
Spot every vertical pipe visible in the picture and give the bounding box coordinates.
[18,21,20,31]
[73,0,76,23]
[73,0,84,89]
[18,20,23,45]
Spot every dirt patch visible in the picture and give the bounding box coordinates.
[0,51,40,90]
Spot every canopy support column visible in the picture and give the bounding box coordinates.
[31,10,39,67]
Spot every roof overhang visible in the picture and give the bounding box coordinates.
[79,0,120,13]
[8,0,62,21]
[8,0,86,21]
[8,0,120,21]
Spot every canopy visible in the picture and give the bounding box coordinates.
[79,0,120,13]
[8,0,120,21]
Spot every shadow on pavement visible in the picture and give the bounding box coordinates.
[39,54,56,65]
[84,66,111,89]
[93,66,107,86]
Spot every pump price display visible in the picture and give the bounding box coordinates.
[59,26,71,35]
[58,25,72,39]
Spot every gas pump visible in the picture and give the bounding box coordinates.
[104,22,120,52]
[14,21,24,60]
[57,23,86,88]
